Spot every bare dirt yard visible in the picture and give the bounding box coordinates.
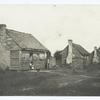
[0,66,100,96]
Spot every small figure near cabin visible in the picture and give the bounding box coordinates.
[29,62,35,70]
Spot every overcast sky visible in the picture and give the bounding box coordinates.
[0,5,100,55]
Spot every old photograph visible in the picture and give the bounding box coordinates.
[0,4,100,96]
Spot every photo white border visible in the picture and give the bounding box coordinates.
[0,0,100,4]
[0,0,100,100]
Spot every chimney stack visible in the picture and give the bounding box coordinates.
[68,39,73,46]
[94,46,97,51]
[66,39,73,64]
[0,24,6,32]
[93,46,99,63]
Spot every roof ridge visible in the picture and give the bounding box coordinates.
[6,29,48,51]
[8,29,31,35]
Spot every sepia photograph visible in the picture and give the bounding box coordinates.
[0,0,100,98]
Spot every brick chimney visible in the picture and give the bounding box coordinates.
[0,24,6,33]
[0,24,6,36]
[0,24,6,30]
[66,39,73,64]
[0,24,7,44]
[68,39,73,47]
[93,46,99,63]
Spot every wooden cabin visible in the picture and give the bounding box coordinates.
[54,40,90,70]
[0,24,50,70]
[90,46,100,64]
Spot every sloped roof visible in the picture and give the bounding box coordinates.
[6,29,48,51]
[54,50,62,58]
[73,43,89,56]
[60,43,89,56]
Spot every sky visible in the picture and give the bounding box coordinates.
[0,5,100,55]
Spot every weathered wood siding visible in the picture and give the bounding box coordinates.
[10,50,20,70]
[20,51,30,70]
[72,58,83,70]
[61,48,67,65]
[49,57,56,68]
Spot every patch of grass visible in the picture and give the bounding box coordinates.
[0,69,100,96]
[0,71,63,95]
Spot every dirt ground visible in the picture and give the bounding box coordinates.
[0,67,100,96]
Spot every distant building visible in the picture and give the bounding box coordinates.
[90,46,100,64]
[49,56,56,68]
[0,24,50,70]
[54,50,62,66]
[54,40,90,70]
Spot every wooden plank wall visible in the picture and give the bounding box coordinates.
[20,51,30,70]
[10,50,20,70]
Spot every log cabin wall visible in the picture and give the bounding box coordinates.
[10,50,49,70]
[20,50,30,70]
[10,50,20,70]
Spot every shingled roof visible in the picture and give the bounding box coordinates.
[6,29,48,51]
[60,43,89,56]
[73,43,89,56]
